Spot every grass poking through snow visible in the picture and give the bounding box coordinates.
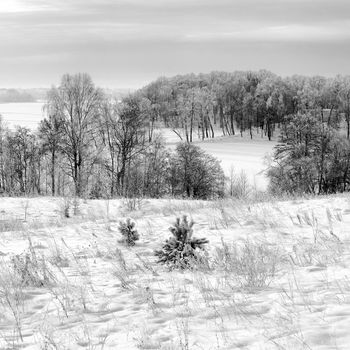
[0,195,350,349]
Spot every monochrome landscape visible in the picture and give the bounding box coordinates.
[1,1,350,349]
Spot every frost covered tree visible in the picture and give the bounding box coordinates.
[170,143,225,199]
[45,73,103,196]
[38,114,64,196]
[268,112,350,194]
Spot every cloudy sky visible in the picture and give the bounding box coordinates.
[1,0,350,88]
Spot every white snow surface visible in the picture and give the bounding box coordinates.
[162,130,276,191]
[0,102,45,130]
[193,135,275,190]
[0,195,350,349]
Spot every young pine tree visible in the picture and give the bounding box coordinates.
[155,215,209,269]
[118,218,140,246]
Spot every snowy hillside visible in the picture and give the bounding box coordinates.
[0,195,350,349]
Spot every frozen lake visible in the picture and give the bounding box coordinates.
[0,102,45,130]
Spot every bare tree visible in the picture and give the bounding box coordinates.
[335,75,350,139]
[6,127,39,194]
[45,73,103,196]
[0,115,6,193]
[38,114,64,196]
[100,95,146,196]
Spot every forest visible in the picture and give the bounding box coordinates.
[1,70,350,198]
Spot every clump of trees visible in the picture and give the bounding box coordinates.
[137,70,350,196]
[266,75,350,195]
[137,71,291,142]
[268,112,350,195]
[0,121,41,195]
[0,73,225,199]
[2,70,350,198]
[170,143,225,199]
[137,72,350,144]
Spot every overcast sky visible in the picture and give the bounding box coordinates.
[1,0,350,89]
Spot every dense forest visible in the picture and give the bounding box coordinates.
[138,70,350,142]
[1,70,350,198]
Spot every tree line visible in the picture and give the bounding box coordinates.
[0,73,224,199]
[1,70,350,198]
[268,111,350,195]
[138,70,350,141]
[137,70,350,195]
[0,88,48,103]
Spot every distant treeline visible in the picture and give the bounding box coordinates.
[138,71,350,195]
[0,88,132,104]
[0,89,37,103]
[137,70,350,141]
[1,70,350,198]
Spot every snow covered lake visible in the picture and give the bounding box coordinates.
[0,102,45,130]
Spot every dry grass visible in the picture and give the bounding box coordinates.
[213,238,281,289]
[0,196,349,349]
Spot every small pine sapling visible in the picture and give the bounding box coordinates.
[118,218,140,246]
[155,215,209,269]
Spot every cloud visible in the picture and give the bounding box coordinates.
[184,22,350,43]
[0,0,56,13]
[1,0,350,87]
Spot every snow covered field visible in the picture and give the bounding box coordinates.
[1,194,350,349]
[194,136,275,190]
[161,129,275,190]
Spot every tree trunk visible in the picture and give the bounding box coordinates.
[230,107,235,135]
[51,149,56,196]
[201,112,205,140]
